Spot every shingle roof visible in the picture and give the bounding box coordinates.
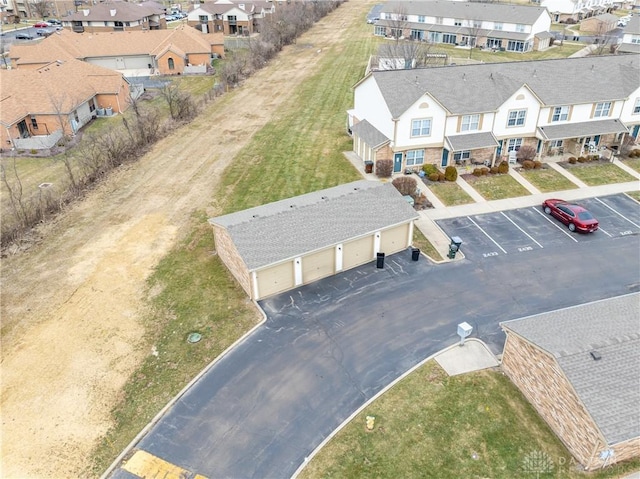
[209,181,419,270]
[9,27,223,66]
[0,59,127,126]
[624,15,640,35]
[501,294,640,446]
[66,2,163,21]
[537,118,629,140]
[382,0,548,24]
[446,131,499,151]
[351,119,390,148]
[371,55,640,117]
[591,13,619,22]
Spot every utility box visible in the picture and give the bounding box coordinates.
[457,322,473,346]
[376,252,385,268]
[364,161,374,174]
[448,236,463,259]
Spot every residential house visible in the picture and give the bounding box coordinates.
[540,0,614,22]
[618,15,640,53]
[348,55,640,173]
[580,12,619,33]
[9,27,224,76]
[187,0,274,35]
[1,0,17,23]
[209,181,418,300]
[375,1,553,53]
[61,1,166,33]
[0,59,131,150]
[500,294,640,470]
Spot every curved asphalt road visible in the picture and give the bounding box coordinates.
[111,232,639,479]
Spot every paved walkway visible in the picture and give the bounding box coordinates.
[344,151,640,260]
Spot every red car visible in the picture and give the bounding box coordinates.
[34,21,50,28]
[542,199,599,233]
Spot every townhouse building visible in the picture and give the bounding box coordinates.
[618,15,640,53]
[61,1,166,33]
[187,0,274,35]
[375,1,553,53]
[540,0,615,22]
[348,55,640,173]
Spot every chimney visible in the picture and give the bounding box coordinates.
[110,9,117,16]
[83,9,90,16]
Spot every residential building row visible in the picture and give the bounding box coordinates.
[375,1,553,53]
[618,15,640,53]
[186,0,275,35]
[9,27,225,75]
[348,55,640,173]
[540,0,615,22]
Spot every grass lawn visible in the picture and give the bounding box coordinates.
[620,157,640,173]
[564,163,637,186]
[426,181,475,206]
[463,174,531,201]
[518,167,577,193]
[436,43,584,63]
[299,361,640,479]
[627,191,640,202]
[412,227,443,262]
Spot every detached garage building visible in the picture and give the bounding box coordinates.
[209,180,419,300]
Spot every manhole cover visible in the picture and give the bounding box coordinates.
[187,332,202,344]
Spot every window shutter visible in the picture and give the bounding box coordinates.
[478,114,483,130]
[590,103,596,118]
[457,116,462,132]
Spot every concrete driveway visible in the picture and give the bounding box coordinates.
[109,226,640,479]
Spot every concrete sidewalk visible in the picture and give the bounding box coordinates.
[435,339,499,376]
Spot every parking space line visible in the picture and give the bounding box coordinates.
[500,212,543,249]
[598,226,612,237]
[532,207,579,242]
[594,197,640,229]
[467,216,507,254]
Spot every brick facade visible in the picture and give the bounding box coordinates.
[502,333,639,470]
[212,225,252,298]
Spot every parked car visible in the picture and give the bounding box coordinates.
[15,33,34,40]
[34,21,51,28]
[165,14,177,21]
[542,199,599,233]
[36,28,53,36]
[47,19,62,25]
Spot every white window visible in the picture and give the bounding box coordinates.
[411,118,432,137]
[507,40,525,52]
[473,21,482,28]
[442,33,456,44]
[374,26,386,36]
[494,22,503,30]
[552,106,569,122]
[390,28,402,38]
[454,19,462,26]
[631,35,640,44]
[435,17,443,24]
[418,15,425,23]
[634,98,640,115]
[594,101,611,117]
[454,150,471,161]
[428,31,442,43]
[550,139,563,148]
[507,109,527,127]
[461,114,480,132]
[507,138,523,152]
[406,149,425,166]
[516,24,526,32]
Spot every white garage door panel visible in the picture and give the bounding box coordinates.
[343,235,374,270]
[256,261,295,299]
[123,56,153,69]
[302,248,335,284]
[380,223,409,254]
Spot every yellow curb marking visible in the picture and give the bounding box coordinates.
[122,449,208,479]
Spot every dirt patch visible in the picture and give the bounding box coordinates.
[0,2,368,477]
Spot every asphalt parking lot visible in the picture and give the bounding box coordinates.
[436,194,640,261]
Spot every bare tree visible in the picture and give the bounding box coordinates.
[592,23,614,55]
[377,41,441,69]
[1,159,28,228]
[29,0,51,19]
[385,3,408,39]
[159,83,197,121]
[464,18,483,58]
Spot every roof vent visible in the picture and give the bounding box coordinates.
[532,69,537,77]
[591,64,595,71]
[462,73,466,81]
[590,351,602,361]
[289,204,295,208]
[489,73,493,80]
[110,8,117,16]
[321,196,328,200]
[83,9,90,16]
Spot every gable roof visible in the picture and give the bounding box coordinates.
[66,1,163,21]
[623,15,640,35]
[369,55,640,117]
[10,27,223,67]
[209,181,419,271]
[351,120,390,148]
[382,0,548,24]
[501,293,640,446]
[0,59,128,127]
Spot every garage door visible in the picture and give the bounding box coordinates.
[343,235,374,270]
[302,247,335,284]
[380,223,410,254]
[256,261,295,299]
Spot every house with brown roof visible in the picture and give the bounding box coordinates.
[9,27,224,76]
[61,1,166,33]
[500,294,640,470]
[187,0,274,35]
[0,59,131,150]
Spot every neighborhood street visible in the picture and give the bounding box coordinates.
[110,213,640,478]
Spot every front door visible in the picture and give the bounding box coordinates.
[632,125,640,140]
[393,153,402,173]
[441,149,449,167]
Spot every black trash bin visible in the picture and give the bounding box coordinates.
[376,252,385,268]
[411,248,420,261]
[365,161,374,174]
